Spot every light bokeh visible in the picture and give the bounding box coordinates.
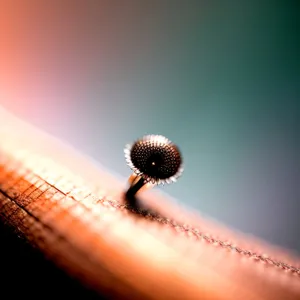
[0,1,299,252]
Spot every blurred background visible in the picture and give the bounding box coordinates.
[0,1,299,252]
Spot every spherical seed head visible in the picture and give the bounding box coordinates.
[124,135,183,185]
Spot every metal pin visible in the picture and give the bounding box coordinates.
[124,135,183,198]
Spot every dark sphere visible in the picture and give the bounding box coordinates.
[129,136,182,181]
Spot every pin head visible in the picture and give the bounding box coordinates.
[125,135,183,185]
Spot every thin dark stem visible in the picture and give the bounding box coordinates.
[125,177,145,198]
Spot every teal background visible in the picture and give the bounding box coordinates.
[0,1,299,252]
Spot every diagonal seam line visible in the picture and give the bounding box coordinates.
[35,173,300,276]
[2,165,300,277]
